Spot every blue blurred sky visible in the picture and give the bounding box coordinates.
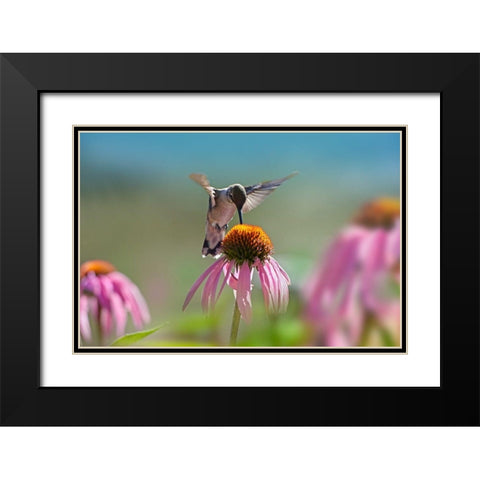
[80,131,400,194]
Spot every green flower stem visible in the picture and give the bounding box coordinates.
[229,300,241,346]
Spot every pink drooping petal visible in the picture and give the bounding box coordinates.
[110,291,127,336]
[89,297,99,320]
[358,230,385,304]
[385,219,401,268]
[320,227,365,291]
[268,258,290,313]
[236,262,253,323]
[216,261,234,302]
[100,306,113,337]
[79,295,91,341]
[344,291,363,346]
[363,226,401,320]
[100,274,135,334]
[201,257,226,311]
[257,262,273,311]
[125,278,150,323]
[360,228,389,272]
[315,235,365,346]
[304,227,365,322]
[260,258,278,311]
[109,272,150,327]
[108,272,129,303]
[258,256,291,315]
[97,275,113,310]
[226,264,239,290]
[271,257,291,285]
[360,229,394,315]
[328,271,363,346]
[182,258,226,311]
[109,275,141,327]
[264,260,282,313]
[81,271,102,297]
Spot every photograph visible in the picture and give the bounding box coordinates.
[77,127,404,350]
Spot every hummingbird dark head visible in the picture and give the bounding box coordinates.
[228,184,247,209]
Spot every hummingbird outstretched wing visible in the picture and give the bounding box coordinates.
[189,173,217,206]
[242,172,297,214]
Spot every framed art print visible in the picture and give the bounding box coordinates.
[1,54,478,425]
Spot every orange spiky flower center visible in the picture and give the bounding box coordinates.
[221,224,273,265]
[353,197,400,229]
[80,260,116,278]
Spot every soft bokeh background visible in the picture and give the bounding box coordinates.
[80,131,400,346]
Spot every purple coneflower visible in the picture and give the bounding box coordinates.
[80,260,150,343]
[183,224,290,344]
[303,198,401,347]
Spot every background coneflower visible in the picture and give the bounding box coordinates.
[303,198,401,347]
[80,260,150,344]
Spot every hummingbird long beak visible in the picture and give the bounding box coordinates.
[237,207,244,224]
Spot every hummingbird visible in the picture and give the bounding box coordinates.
[189,172,297,257]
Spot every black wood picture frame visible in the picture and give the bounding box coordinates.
[1,53,478,426]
